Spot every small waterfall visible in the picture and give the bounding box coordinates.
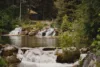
[9,27,22,35]
[17,48,86,67]
[45,28,54,36]
[36,27,56,37]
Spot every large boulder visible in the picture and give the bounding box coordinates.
[0,44,3,49]
[21,30,29,35]
[81,52,100,67]
[5,55,20,64]
[1,45,18,56]
[28,30,38,36]
[56,47,80,63]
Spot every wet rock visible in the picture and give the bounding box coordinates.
[5,55,20,64]
[80,48,89,53]
[21,30,29,35]
[28,30,38,36]
[81,52,100,67]
[21,47,32,53]
[0,44,4,49]
[80,52,100,67]
[56,47,80,63]
[55,49,63,55]
[43,48,56,51]
[1,46,18,56]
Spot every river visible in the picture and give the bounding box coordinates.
[0,36,83,67]
[0,36,59,48]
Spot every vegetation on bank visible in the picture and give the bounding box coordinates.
[0,57,7,67]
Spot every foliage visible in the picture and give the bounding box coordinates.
[0,57,7,67]
[55,0,67,26]
[91,34,100,55]
[34,22,45,30]
[55,0,79,27]
[61,15,71,32]
[59,11,88,48]
[91,28,100,55]
[0,6,19,34]
[21,21,46,31]
[96,62,100,67]
[82,0,100,39]
[59,31,73,48]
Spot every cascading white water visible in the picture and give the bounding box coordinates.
[9,27,22,35]
[17,48,86,67]
[36,28,56,37]
[45,28,54,36]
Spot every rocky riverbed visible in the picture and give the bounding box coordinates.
[0,44,91,67]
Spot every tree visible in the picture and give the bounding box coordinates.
[61,15,71,32]
[55,0,80,27]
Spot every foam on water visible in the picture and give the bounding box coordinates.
[17,48,87,67]
[9,27,22,35]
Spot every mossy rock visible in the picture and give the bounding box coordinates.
[1,46,18,56]
[56,47,80,63]
[0,57,7,67]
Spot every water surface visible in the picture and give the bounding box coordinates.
[0,36,59,48]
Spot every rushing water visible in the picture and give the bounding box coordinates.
[17,47,81,67]
[0,35,87,67]
[0,36,59,47]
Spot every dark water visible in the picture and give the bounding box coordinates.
[0,36,59,48]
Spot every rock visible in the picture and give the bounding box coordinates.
[1,46,18,56]
[81,52,98,67]
[0,44,4,49]
[43,48,56,51]
[56,47,80,63]
[80,48,89,53]
[5,55,20,64]
[55,49,63,55]
[21,47,32,53]
[8,64,18,67]
[28,30,38,36]
[21,30,29,35]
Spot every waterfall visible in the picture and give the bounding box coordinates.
[45,28,54,36]
[17,48,86,67]
[9,27,22,35]
[36,28,56,37]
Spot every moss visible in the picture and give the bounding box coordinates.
[0,57,7,67]
[96,62,100,67]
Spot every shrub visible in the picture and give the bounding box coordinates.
[34,22,45,30]
[91,28,100,55]
[61,15,71,32]
[0,57,7,67]
[59,31,73,48]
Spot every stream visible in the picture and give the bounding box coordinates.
[0,36,82,67]
[0,36,59,48]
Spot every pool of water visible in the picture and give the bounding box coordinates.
[0,36,59,48]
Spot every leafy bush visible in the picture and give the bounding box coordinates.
[91,35,100,54]
[59,31,73,48]
[34,22,45,30]
[21,21,46,32]
[91,28,100,55]
[0,57,7,67]
[61,15,71,32]
[59,19,88,48]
